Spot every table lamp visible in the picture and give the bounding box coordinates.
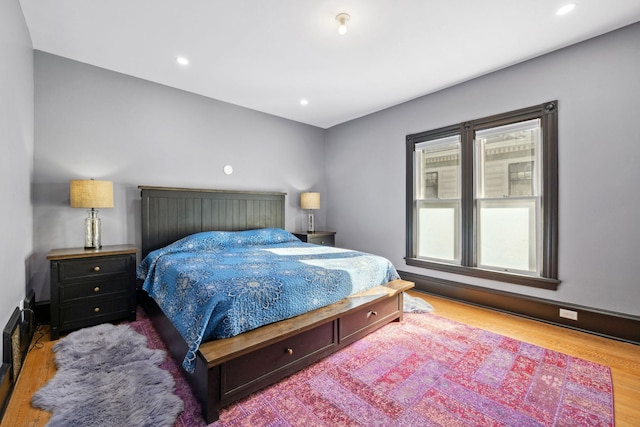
[70,179,114,249]
[300,192,320,233]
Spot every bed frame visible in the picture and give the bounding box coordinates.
[137,186,414,423]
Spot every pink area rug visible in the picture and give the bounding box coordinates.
[129,309,614,426]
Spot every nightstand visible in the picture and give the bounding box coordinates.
[293,231,336,247]
[47,244,138,340]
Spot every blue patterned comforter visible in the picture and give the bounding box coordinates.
[137,228,399,372]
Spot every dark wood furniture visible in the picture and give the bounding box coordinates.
[137,186,414,423]
[47,245,137,340]
[293,230,336,247]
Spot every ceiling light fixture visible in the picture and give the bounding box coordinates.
[176,56,189,65]
[300,99,309,106]
[335,13,350,35]
[556,3,576,15]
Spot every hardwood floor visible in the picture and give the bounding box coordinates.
[2,292,639,426]
[1,323,55,427]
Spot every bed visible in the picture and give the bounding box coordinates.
[136,186,414,423]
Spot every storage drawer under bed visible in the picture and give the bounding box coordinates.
[221,320,337,397]
[339,295,400,343]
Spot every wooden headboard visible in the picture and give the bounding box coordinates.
[139,186,286,258]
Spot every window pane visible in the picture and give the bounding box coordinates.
[415,135,460,200]
[417,201,459,262]
[477,199,538,273]
[509,161,534,196]
[476,119,540,198]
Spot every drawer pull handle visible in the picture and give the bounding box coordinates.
[286,348,294,355]
[368,311,378,317]
[94,286,100,292]
[93,266,101,272]
[94,307,100,313]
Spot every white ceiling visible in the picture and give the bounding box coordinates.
[19,0,640,129]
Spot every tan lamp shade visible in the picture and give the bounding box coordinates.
[70,180,114,208]
[301,192,320,210]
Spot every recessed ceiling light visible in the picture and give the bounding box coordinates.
[556,3,576,16]
[176,56,189,65]
[300,99,309,106]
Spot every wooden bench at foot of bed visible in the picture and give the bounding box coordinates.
[140,279,414,423]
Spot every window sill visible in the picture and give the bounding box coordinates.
[404,257,560,290]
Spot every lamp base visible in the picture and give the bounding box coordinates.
[307,210,315,233]
[84,209,102,249]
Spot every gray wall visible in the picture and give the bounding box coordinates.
[0,0,34,358]
[10,8,640,332]
[32,52,327,301]
[325,22,640,317]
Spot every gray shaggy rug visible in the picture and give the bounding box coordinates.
[32,323,183,427]
[403,293,434,313]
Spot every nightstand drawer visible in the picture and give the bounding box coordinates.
[57,256,129,281]
[307,234,335,246]
[59,276,131,301]
[60,294,131,325]
[293,231,336,247]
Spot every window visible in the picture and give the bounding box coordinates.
[406,101,559,289]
